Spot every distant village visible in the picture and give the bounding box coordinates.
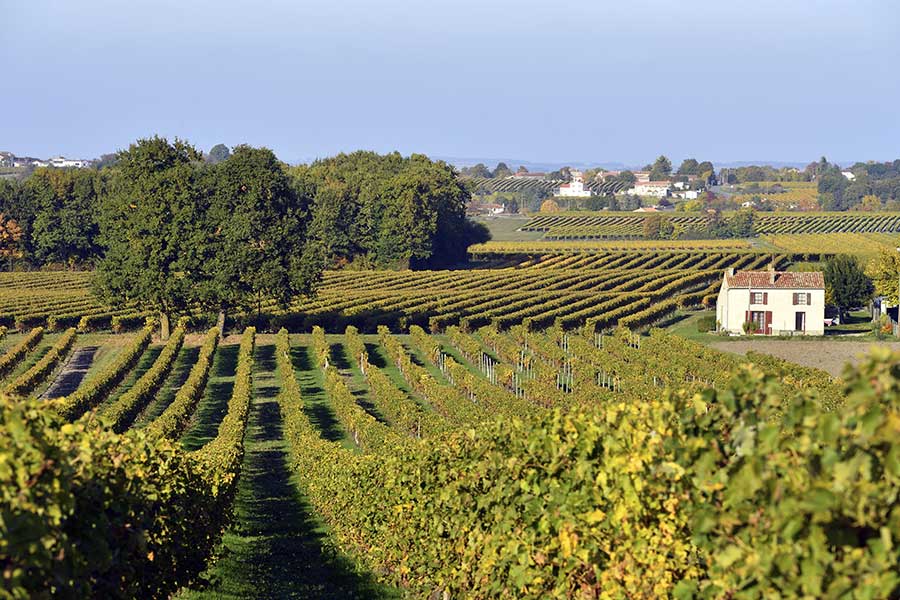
[0,151,93,169]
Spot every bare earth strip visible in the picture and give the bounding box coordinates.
[710,340,900,378]
[40,346,99,399]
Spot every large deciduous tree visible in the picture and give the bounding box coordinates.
[824,255,873,318]
[293,151,488,269]
[26,168,101,267]
[94,137,207,338]
[201,145,321,329]
[649,155,672,181]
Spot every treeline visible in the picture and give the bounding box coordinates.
[0,138,488,333]
[290,151,488,269]
[642,210,755,240]
[818,158,900,210]
[0,142,487,272]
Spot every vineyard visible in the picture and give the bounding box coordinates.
[4,300,900,597]
[0,255,785,337]
[764,232,900,257]
[465,176,627,196]
[518,211,900,239]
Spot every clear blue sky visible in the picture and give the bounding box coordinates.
[3,0,898,166]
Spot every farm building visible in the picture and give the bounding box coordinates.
[716,268,825,335]
[626,181,671,197]
[557,171,592,197]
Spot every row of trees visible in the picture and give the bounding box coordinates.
[818,158,900,211]
[0,139,489,334]
[0,143,487,273]
[641,209,754,240]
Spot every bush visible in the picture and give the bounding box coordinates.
[696,315,716,332]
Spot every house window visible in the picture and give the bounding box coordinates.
[793,293,811,305]
[750,292,767,304]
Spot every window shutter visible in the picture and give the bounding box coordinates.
[807,293,811,305]
[745,310,750,325]
[792,293,798,305]
[765,311,772,333]
[763,292,768,305]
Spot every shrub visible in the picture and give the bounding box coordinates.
[696,315,716,332]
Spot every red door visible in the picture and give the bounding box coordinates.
[765,311,772,335]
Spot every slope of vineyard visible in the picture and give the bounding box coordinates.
[516,211,900,239]
[0,252,778,335]
[765,232,900,256]
[4,314,900,597]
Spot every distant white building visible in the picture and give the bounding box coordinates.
[557,171,592,197]
[716,269,825,336]
[633,204,674,213]
[674,190,700,200]
[626,181,671,198]
[841,171,856,181]
[48,156,92,168]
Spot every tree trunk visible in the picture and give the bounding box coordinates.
[216,309,226,338]
[160,312,171,341]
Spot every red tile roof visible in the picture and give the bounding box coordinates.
[726,270,824,289]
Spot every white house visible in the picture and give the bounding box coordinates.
[841,171,856,181]
[716,268,825,335]
[626,181,671,198]
[557,171,592,197]
[48,156,92,168]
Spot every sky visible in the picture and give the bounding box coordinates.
[2,0,899,167]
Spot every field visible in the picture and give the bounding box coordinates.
[0,254,785,336]
[516,211,900,240]
[726,181,819,210]
[764,232,900,257]
[5,256,900,597]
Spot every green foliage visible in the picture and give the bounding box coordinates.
[94,137,207,317]
[683,357,900,597]
[146,327,219,440]
[0,327,43,379]
[824,254,874,313]
[200,145,320,315]
[25,168,102,266]
[4,327,76,396]
[102,323,186,433]
[206,143,231,164]
[0,395,220,599]
[865,249,900,305]
[292,151,487,269]
[191,326,255,502]
[696,315,716,332]
[649,155,672,181]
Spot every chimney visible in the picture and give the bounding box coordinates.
[768,262,776,284]
[726,267,735,277]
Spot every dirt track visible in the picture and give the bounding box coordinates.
[710,340,900,378]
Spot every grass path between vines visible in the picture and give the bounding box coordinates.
[289,336,353,448]
[328,340,386,424]
[180,341,239,451]
[94,343,163,413]
[180,339,398,599]
[131,344,200,429]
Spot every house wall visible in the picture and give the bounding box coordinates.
[720,287,825,335]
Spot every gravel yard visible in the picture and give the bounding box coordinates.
[710,339,900,378]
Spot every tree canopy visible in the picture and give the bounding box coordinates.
[824,255,873,315]
[291,151,488,269]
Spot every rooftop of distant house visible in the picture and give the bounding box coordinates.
[725,269,825,289]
